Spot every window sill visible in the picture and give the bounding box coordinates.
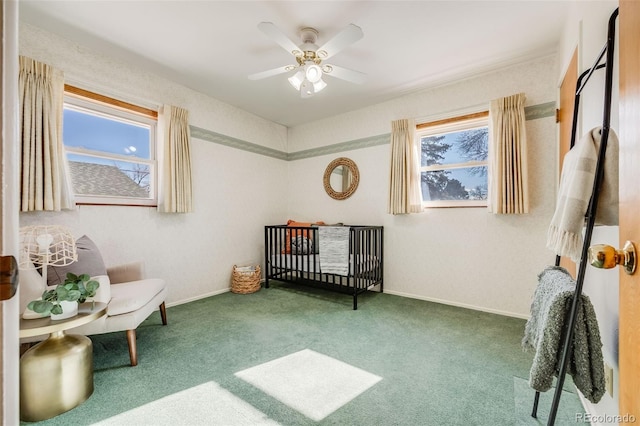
[422,201,488,209]
[74,196,157,207]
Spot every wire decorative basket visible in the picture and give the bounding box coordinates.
[231,265,261,294]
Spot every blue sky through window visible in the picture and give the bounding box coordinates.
[63,108,150,158]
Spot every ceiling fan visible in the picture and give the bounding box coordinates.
[248,22,366,98]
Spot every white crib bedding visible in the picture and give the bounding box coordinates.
[270,254,379,275]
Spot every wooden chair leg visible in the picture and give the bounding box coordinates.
[126,329,138,366]
[159,302,167,326]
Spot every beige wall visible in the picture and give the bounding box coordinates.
[19,20,562,318]
[287,55,559,318]
[19,24,290,307]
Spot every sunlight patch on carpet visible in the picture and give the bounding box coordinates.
[513,376,585,425]
[234,348,382,421]
[92,381,280,426]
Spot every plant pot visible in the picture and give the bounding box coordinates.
[50,301,78,320]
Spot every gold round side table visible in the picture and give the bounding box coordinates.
[19,302,107,422]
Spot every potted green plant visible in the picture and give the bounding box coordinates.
[27,273,100,319]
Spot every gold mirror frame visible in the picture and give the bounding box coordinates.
[323,157,360,200]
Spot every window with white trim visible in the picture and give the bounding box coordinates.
[417,112,489,208]
[63,87,158,206]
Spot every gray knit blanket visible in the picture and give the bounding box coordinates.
[522,266,605,403]
[318,226,350,276]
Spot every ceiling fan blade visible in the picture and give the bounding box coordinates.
[248,65,296,80]
[316,24,364,60]
[323,64,367,84]
[257,22,302,56]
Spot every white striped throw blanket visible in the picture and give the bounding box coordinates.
[546,127,618,261]
[318,226,350,276]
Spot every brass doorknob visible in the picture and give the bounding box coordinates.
[588,241,637,275]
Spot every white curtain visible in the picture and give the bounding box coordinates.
[489,93,529,214]
[388,118,423,214]
[158,105,193,213]
[18,56,74,211]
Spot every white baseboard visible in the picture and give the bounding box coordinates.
[166,288,230,308]
[576,391,598,425]
[567,392,604,426]
[383,290,529,319]
[166,286,528,319]
[575,390,631,426]
[165,278,266,308]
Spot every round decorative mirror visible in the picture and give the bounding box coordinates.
[323,157,360,200]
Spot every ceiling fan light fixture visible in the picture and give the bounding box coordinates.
[300,80,314,99]
[251,22,366,98]
[313,78,327,93]
[288,69,305,90]
[305,64,323,83]
[299,78,326,99]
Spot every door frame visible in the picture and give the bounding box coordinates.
[1,1,20,423]
[557,47,578,278]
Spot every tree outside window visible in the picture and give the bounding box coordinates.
[418,114,489,207]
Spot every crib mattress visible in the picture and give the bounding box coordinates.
[269,254,379,275]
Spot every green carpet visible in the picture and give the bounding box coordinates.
[23,282,585,425]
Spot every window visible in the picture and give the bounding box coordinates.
[417,112,489,208]
[63,86,158,206]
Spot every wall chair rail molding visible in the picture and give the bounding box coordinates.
[190,101,554,162]
[190,126,288,161]
[524,101,556,121]
[288,134,391,161]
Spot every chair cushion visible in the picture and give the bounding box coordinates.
[107,278,166,316]
[19,263,46,314]
[91,275,111,304]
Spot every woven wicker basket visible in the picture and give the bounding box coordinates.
[231,265,261,294]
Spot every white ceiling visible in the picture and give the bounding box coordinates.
[19,1,570,127]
